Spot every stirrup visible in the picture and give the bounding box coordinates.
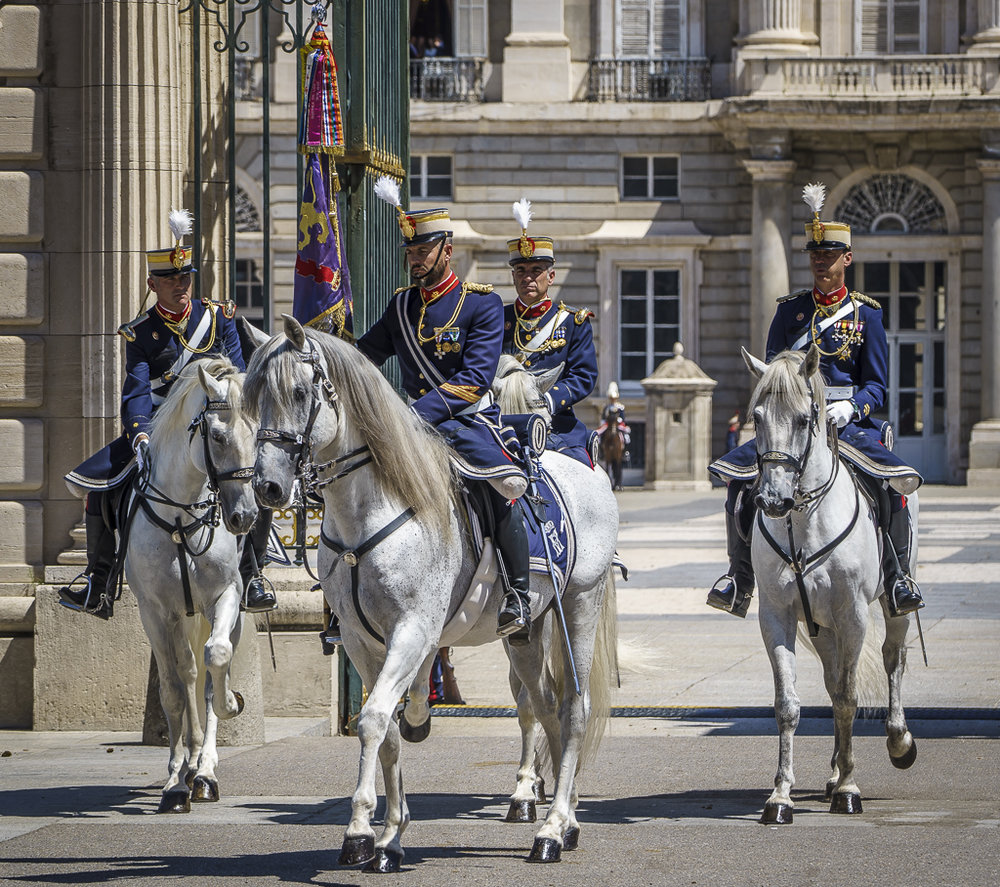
[706,575,752,618]
[886,575,924,617]
[58,573,100,612]
[497,591,529,639]
[242,574,277,613]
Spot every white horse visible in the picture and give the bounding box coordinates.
[244,316,619,872]
[125,358,258,814]
[745,345,917,824]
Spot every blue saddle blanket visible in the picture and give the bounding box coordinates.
[521,467,575,596]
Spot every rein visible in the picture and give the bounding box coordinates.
[136,397,254,617]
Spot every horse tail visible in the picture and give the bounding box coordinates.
[545,567,618,773]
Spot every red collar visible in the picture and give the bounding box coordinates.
[154,302,192,324]
[420,272,459,304]
[813,285,847,308]
[515,298,551,321]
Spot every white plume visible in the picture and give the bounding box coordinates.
[512,197,532,231]
[168,208,193,241]
[374,175,402,208]
[802,182,826,215]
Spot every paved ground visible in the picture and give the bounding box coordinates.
[1,485,997,886]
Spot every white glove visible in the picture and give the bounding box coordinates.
[826,401,854,428]
[134,436,150,473]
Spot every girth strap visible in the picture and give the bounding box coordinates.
[320,506,418,645]
[757,487,861,638]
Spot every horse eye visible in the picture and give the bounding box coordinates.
[211,429,227,444]
[292,384,308,403]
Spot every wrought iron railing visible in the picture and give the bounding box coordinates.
[587,58,712,102]
[743,55,1000,97]
[409,57,486,102]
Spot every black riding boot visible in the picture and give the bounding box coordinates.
[707,499,756,618]
[883,502,924,616]
[239,510,277,613]
[58,511,116,620]
[493,494,532,646]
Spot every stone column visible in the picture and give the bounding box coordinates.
[741,157,796,355]
[735,0,818,90]
[969,0,1000,54]
[967,159,1000,484]
[502,0,571,102]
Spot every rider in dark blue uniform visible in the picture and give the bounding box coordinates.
[502,206,597,466]
[707,184,924,620]
[59,213,276,619]
[359,192,532,644]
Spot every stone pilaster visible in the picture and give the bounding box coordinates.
[502,0,571,103]
[967,158,1000,484]
[968,0,1000,54]
[741,158,796,356]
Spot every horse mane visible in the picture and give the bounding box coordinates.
[749,350,827,418]
[148,357,243,460]
[493,354,539,415]
[244,328,456,539]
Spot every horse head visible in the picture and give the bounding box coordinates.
[193,363,259,535]
[744,345,827,518]
[492,354,557,424]
[246,314,343,508]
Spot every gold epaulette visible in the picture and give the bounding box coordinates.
[574,307,594,325]
[463,282,493,294]
[117,314,150,342]
[777,289,811,303]
[202,298,236,319]
[394,284,416,295]
[851,291,882,310]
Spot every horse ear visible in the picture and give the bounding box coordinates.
[240,316,270,351]
[535,362,564,393]
[282,313,307,350]
[197,363,227,402]
[741,346,767,379]
[803,344,820,379]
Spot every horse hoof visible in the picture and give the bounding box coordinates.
[830,792,863,814]
[363,848,404,874]
[527,837,561,863]
[156,789,191,814]
[760,803,793,824]
[825,780,835,800]
[399,715,431,744]
[505,799,536,822]
[190,775,219,802]
[233,691,245,716]
[890,739,917,770]
[563,826,580,851]
[339,835,375,866]
[532,777,547,804]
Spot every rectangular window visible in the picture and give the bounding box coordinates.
[621,155,678,200]
[857,0,925,54]
[454,0,488,57]
[234,258,265,328]
[409,155,453,200]
[618,268,680,382]
[617,0,684,57]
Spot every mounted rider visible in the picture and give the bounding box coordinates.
[596,382,630,447]
[707,182,924,620]
[58,210,277,619]
[360,179,532,645]
[501,198,597,466]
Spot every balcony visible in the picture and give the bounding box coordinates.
[587,58,712,102]
[409,57,486,102]
[743,55,1000,98]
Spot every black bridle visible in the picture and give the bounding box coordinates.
[134,397,255,616]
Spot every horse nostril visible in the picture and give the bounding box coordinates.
[782,497,795,512]
[254,480,282,505]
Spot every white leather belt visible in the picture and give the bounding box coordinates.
[826,385,854,401]
[457,391,493,416]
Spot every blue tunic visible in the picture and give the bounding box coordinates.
[503,300,598,465]
[357,277,523,483]
[711,289,921,491]
[65,300,246,493]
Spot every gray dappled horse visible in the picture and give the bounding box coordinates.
[745,345,917,824]
[245,317,619,872]
[125,358,258,813]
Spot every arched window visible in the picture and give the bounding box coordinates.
[836,173,946,235]
[235,185,261,233]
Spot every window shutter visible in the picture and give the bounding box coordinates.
[619,0,650,57]
[454,0,487,58]
[859,0,888,54]
[891,0,923,53]
[653,0,683,57]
